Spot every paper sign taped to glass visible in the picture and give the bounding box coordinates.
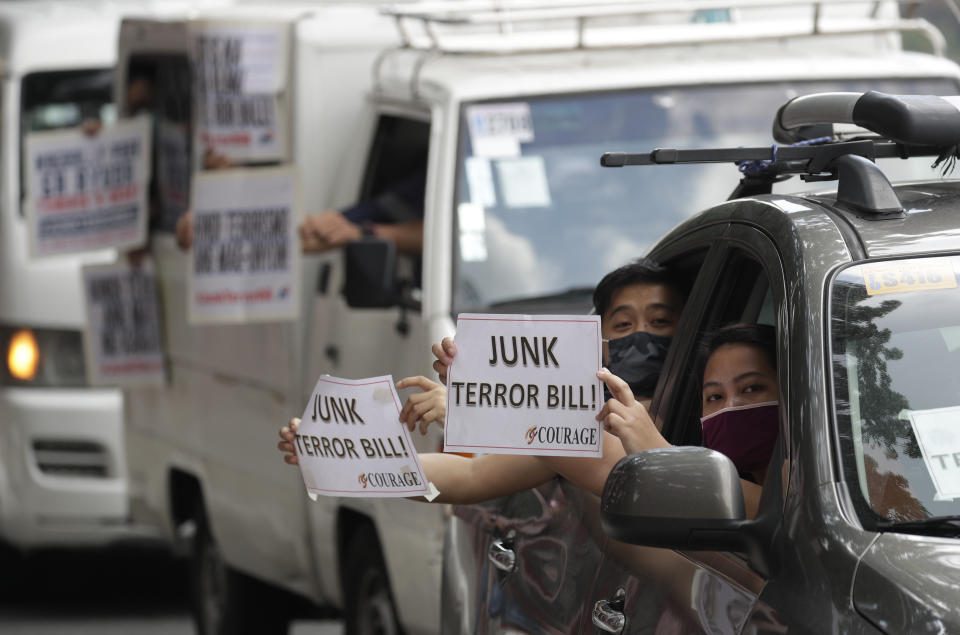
[24,116,152,258]
[296,375,429,499]
[444,313,603,457]
[907,405,960,500]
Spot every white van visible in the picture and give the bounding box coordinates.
[119,2,960,634]
[0,1,174,563]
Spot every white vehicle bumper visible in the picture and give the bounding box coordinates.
[0,387,162,549]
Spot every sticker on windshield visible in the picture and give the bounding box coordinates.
[464,157,497,208]
[496,156,551,208]
[467,103,533,158]
[859,258,958,296]
[457,203,488,262]
[906,406,960,500]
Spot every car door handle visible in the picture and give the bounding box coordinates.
[487,538,517,573]
[592,588,626,633]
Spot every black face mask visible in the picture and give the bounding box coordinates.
[604,331,671,399]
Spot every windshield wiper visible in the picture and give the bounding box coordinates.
[876,515,960,537]
[487,286,595,311]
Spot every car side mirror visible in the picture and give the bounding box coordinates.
[601,447,751,552]
[342,238,399,308]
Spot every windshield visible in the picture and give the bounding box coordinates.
[452,77,960,312]
[831,255,960,523]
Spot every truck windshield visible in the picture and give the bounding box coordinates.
[831,255,960,524]
[453,77,959,312]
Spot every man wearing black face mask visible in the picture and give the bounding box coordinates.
[592,258,685,406]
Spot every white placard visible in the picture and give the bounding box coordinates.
[190,21,290,163]
[907,406,960,499]
[82,260,165,386]
[464,157,497,207]
[188,166,300,324]
[24,116,152,257]
[497,156,552,208]
[467,103,533,158]
[296,375,429,498]
[156,119,191,231]
[444,313,603,456]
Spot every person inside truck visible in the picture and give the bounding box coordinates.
[174,168,425,256]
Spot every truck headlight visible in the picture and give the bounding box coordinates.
[1,326,87,387]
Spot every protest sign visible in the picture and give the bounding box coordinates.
[443,313,603,457]
[296,375,429,499]
[24,116,151,258]
[907,406,960,500]
[82,260,165,386]
[188,166,300,324]
[190,21,291,164]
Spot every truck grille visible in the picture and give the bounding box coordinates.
[32,440,110,478]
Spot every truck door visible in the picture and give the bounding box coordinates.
[306,106,447,635]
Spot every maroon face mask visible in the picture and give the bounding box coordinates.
[700,402,779,474]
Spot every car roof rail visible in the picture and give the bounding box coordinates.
[601,91,960,218]
[379,0,948,55]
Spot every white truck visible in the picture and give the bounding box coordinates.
[118,2,960,634]
[0,0,182,572]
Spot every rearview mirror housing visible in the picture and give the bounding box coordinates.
[342,238,399,308]
[601,447,751,551]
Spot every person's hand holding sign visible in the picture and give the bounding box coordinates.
[596,368,669,455]
[278,417,300,466]
[397,376,446,435]
[431,337,457,384]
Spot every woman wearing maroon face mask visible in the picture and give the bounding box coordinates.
[697,324,778,485]
[597,323,778,518]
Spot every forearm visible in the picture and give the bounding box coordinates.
[414,453,556,504]
[375,220,423,255]
[539,431,630,496]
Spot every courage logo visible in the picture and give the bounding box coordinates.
[525,426,537,445]
[358,473,368,489]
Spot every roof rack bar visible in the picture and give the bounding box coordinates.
[389,0,904,25]
[382,0,908,21]
[601,140,935,169]
[397,18,942,57]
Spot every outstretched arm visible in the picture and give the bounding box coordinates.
[418,453,556,504]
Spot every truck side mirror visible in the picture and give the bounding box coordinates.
[342,238,399,308]
[601,447,751,552]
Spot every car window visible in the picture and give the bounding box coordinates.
[358,113,429,290]
[124,54,192,233]
[660,249,777,449]
[19,69,115,215]
[831,255,960,523]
